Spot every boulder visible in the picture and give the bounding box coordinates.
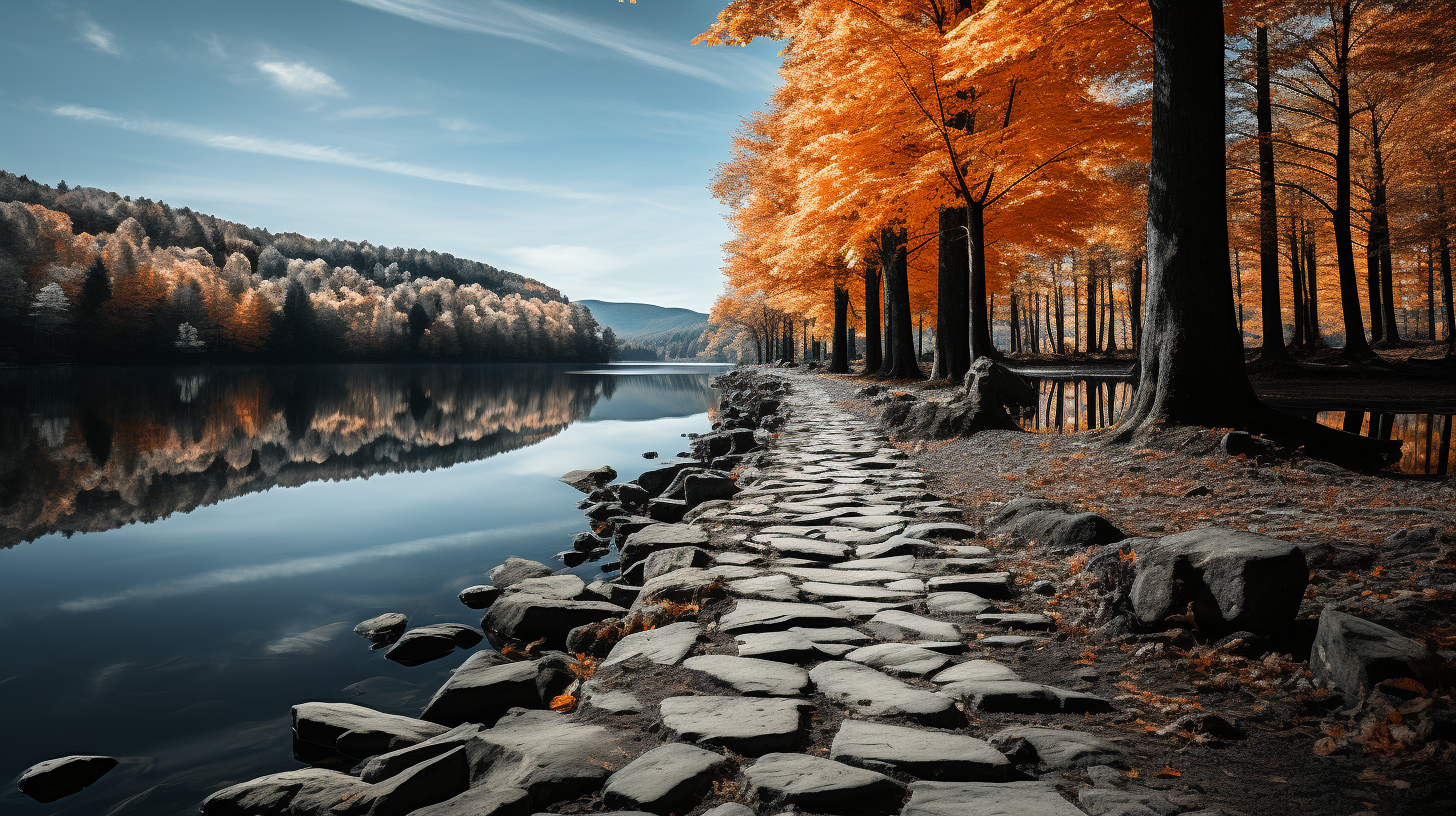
[1130,527,1309,637]
[991,498,1126,552]
[809,661,962,726]
[481,593,623,650]
[459,586,501,610]
[489,557,556,589]
[902,781,1085,816]
[354,613,408,645]
[460,709,621,804]
[385,624,483,666]
[647,498,689,523]
[634,566,756,607]
[17,755,118,803]
[560,466,618,493]
[643,547,714,582]
[830,720,1008,782]
[505,574,587,600]
[683,654,812,696]
[360,724,483,783]
[293,702,449,761]
[585,580,641,608]
[685,473,740,508]
[878,358,1037,440]
[406,785,532,816]
[1311,607,1440,704]
[420,652,543,726]
[601,621,702,667]
[202,768,370,815]
[989,726,1125,770]
[660,695,811,755]
[745,752,904,814]
[603,743,731,815]
[637,462,699,497]
[620,524,710,570]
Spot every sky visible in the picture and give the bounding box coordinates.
[0,0,782,311]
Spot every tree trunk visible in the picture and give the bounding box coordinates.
[1427,245,1436,341]
[1290,212,1306,348]
[1371,130,1401,347]
[1305,237,1321,346]
[1366,239,1384,343]
[1332,5,1375,359]
[1106,274,1118,352]
[880,226,922,378]
[1128,258,1142,353]
[1008,292,1021,353]
[1256,24,1289,362]
[967,201,998,361]
[1086,261,1100,353]
[863,261,882,373]
[830,285,850,373]
[1437,184,1455,357]
[936,206,970,380]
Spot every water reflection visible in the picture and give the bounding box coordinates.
[0,365,717,548]
[1313,411,1454,476]
[1015,378,1132,433]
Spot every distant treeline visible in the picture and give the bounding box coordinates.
[0,172,617,363]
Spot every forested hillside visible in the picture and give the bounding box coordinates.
[577,299,717,360]
[0,172,615,363]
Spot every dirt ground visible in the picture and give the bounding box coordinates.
[808,369,1456,816]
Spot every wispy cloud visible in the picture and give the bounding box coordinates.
[51,103,605,200]
[333,104,418,120]
[345,0,736,87]
[504,244,630,277]
[256,60,348,97]
[76,12,120,56]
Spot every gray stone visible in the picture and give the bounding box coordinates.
[809,661,962,726]
[902,522,979,540]
[976,613,1055,632]
[977,635,1042,648]
[489,557,556,588]
[902,780,1085,816]
[384,624,482,666]
[927,573,1012,599]
[867,610,961,641]
[730,574,802,602]
[360,724,482,783]
[990,727,1125,770]
[638,462,699,496]
[293,702,449,760]
[779,566,913,585]
[584,689,643,714]
[823,528,901,545]
[745,753,904,814]
[720,600,850,633]
[643,547,714,582]
[1130,528,1309,637]
[833,555,917,571]
[586,580,641,608]
[202,768,370,815]
[735,630,823,662]
[17,755,118,804]
[355,613,408,644]
[1078,787,1178,816]
[701,804,755,816]
[833,515,909,530]
[506,574,586,600]
[845,643,951,677]
[602,621,701,667]
[363,745,473,816]
[800,582,918,602]
[1311,607,1440,704]
[857,538,919,558]
[830,720,1009,782]
[991,498,1126,552]
[621,524,710,569]
[684,655,812,696]
[765,537,852,561]
[634,565,758,607]
[648,497,688,523]
[460,709,621,804]
[421,652,541,726]
[660,695,810,755]
[459,586,502,610]
[603,743,731,815]
[925,592,997,615]
[826,599,917,618]
[885,578,926,592]
[793,626,873,644]
[685,473,741,508]
[931,660,1019,683]
[942,557,997,572]
[481,593,623,651]
[408,784,532,816]
[940,680,1111,714]
[560,466,617,492]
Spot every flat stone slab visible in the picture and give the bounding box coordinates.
[925,592,997,615]
[734,631,826,662]
[507,573,586,599]
[927,573,1013,599]
[856,539,918,558]
[603,743,731,815]
[720,600,851,633]
[809,661,962,726]
[792,626,873,644]
[833,515,909,530]
[931,659,1020,683]
[903,781,1085,816]
[990,727,1125,770]
[294,702,449,760]
[602,621,702,667]
[745,752,904,814]
[826,600,917,618]
[846,643,951,677]
[762,537,852,561]
[660,695,810,755]
[941,557,996,572]
[940,680,1111,714]
[779,567,913,585]
[800,582,918,602]
[833,555,917,571]
[683,655,812,697]
[867,610,961,641]
[977,635,1044,648]
[729,574,802,602]
[885,578,926,592]
[823,528,901,545]
[977,613,1055,632]
[621,524,710,569]
[831,720,1009,782]
[902,522,979,540]
[422,653,541,727]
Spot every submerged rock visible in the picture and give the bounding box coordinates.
[384,624,482,666]
[560,466,618,493]
[354,613,408,646]
[488,557,556,589]
[17,755,118,803]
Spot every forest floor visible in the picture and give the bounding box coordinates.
[806,368,1456,816]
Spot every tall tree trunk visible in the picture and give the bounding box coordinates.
[1087,261,1100,353]
[1371,127,1401,347]
[1009,292,1021,353]
[830,286,850,373]
[863,261,882,373]
[1043,290,1055,354]
[967,201,998,361]
[1234,248,1244,343]
[1072,255,1082,353]
[1437,184,1455,357]
[1332,3,1375,359]
[1290,212,1306,348]
[936,206,970,380]
[880,226,922,379]
[1367,239,1384,343]
[1256,23,1290,362]
[878,238,896,376]
[1106,274,1118,352]
[1427,245,1436,340]
[1129,258,1142,352]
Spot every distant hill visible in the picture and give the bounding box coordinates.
[578,300,716,361]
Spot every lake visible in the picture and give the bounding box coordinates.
[0,362,731,815]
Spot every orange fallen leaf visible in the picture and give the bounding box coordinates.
[549,694,578,712]
[1156,766,1181,778]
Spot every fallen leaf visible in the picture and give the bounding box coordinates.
[1313,737,1341,756]
[1156,766,1181,778]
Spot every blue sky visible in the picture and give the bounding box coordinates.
[0,0,781,311]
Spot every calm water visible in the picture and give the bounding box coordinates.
[0,362,730,815]
[1014,378,1452,476]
